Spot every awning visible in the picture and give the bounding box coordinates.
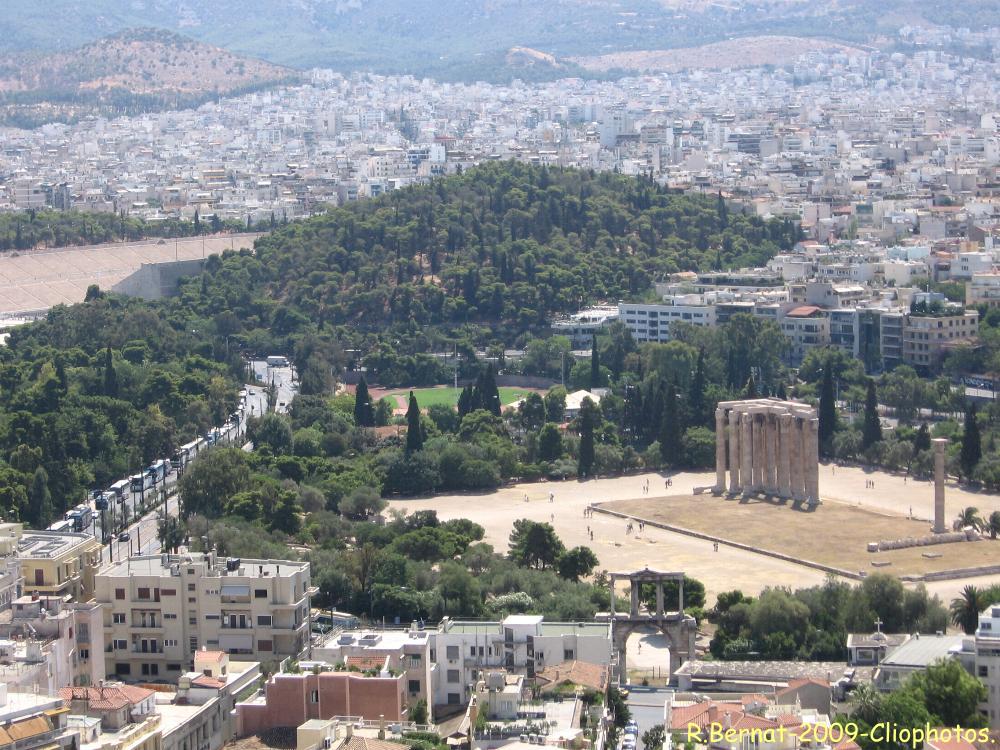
[220,585,250,597]
[218,633,253,651]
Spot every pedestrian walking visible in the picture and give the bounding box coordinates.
[549,492,554,503]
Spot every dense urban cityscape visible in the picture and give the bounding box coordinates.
[2,8,1000,750]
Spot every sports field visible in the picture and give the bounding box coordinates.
[385,386,536,409]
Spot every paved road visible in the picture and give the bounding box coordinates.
[90,378,273,565]
[626,687,672,747]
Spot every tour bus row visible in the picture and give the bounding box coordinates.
[50,394,251,533]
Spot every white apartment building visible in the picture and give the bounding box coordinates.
[429,615,611,707]
[902,308,979,370]
[967,272,1000,307]
[976,605,1000,725]
[551,306,620,348]
[618,299,716,343]
[95,553,314,682]
[951,251,993,280]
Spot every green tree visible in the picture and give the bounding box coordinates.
[577,396,599,478]
[961,403,982,479]
[818,364,837,454]
[950,585,984,634]
[354,376,374,427]
[557,546,599,581]
[642,726,665,750]
[508,519,565,570]
[908,658,987,727]
[862,379,882,450]
[914,423,931,452]
[29,467,53,528]
[103,346,118,398]
[987,511,1000,540]
[590,335,601,389]
[405,391,424,452]
[538,423,564,462]
[254,413,293,454]
[410,699,428,725]
[544,386,567,423]
[659,383,682,467]
[339,486,387,519]
[178,448,251,519]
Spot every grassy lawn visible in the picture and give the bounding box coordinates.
[385,386,534,409]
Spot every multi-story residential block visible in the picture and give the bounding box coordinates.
[18,529,103,601]
[618,300,716,343]
[312,628,434,715]
[902,307,979,370]
[0,522,23,611]
[975,604,1000,725]
[967,272,1000,307]
[95,553,314,682]
[429,615,611,707]
[0,595,106,689]
[780,306,831,365]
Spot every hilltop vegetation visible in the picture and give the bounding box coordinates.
[0,29,299,126]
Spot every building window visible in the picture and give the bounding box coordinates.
[257,615,272,626]
[115,588,125,600]
[113,639,127,650]
[447,693,460,705]
[189,617,197,625]
[168,664,182,671]
[410,654,421,664]
[113,613,125,624]
[190,637,198,651]
[408,680,420,693]
[447,670,460,683]
[255,589,267,598]
[564,649,574,660]
[116,663,131,675]
[980,666,989,677]
[258,640,273,652]
[80,649,90,660]
[161,589,176,596]
[188,583,196,591]
[310,690,319,704]
[446,646,459,660]
[469,646,476,657]
[137,588,150,600]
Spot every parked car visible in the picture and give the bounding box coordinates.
[118,531,131,542]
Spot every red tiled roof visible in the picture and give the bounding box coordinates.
[786,305,822,317]
[191,675,226,689]
[60,684,155,711]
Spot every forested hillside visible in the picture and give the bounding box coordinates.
[178,163,799,359]
[0,164,796,529]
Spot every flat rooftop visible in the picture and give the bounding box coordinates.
[881,633,965,668]
[102,553,308,578]
[18,530,97,559]
[676,660,873,683]
[0,691,66,723]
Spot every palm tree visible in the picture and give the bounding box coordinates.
[950,585,984,634]
[849,683,882,726]
[953,506,983,531]
[987,511,1000,540]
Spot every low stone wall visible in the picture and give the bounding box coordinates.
[867,528,978,552]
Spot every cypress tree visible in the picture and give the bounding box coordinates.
[405,391,424,453]
[354,376,373,427]
[742,373,758,399]
[689,348,706,427]
[818,365,837,454]
[961,404,982,479]
[915,422,931,452]
[103,346,118,398]
[577,397,598,478]
[590,335,601,389]
[862,379,882,450]
[659,383,683,466]
[30,467,52,528]
[481,365,501,416]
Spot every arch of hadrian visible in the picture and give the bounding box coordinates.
[713,399,820,504]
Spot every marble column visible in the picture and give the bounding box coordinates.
[806,418,820,503]
[777,413,792,498]
[715,408,727,494]
[655,582,664,618]
[752,414,764,491]
[740,412,753,497]
[729,409,741,494]
[933,438,948,533]
[765,415,778,494]
[789,419,805,501]
[630,584,639,617]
